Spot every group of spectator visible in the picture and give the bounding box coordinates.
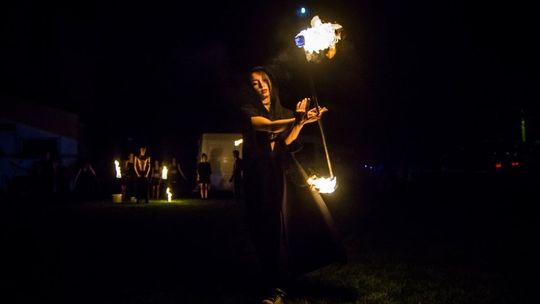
[5,145,245,203]
[6,151,98,202]
[118,146,189,203]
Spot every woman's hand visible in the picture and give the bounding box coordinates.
[295,98,328,125]
[304,106,328,124]
[294,98,310,124]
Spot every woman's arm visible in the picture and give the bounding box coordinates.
[284,122,304,145]
[145,157,151,178]
[249,98,314,133]
[177,164,187,180]
[134,158,141,177]
[284,99,328,145]
[248,98,327,143]
[74,169,82,185]
[250,116,296,133]
[89,165,96,176]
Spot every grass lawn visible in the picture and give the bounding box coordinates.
[2,176,538,303]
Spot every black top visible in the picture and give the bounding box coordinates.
[232,158,243,179]
[240,102,293,165]
[197,162,211,183]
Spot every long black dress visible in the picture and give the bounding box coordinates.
[241,96,345,289]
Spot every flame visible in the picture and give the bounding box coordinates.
[166,187,172,202]
[295,15,342,61]
[307,175,337,194]
[161,166,168,180]
[114,160,122,179]
[234,139,243,146]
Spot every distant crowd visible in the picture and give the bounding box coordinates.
[116,146,243,203]
[117,146,190,203]
[3,145,244,203]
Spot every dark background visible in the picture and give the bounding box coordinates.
[2,0,539,169]
[2,2,540,302]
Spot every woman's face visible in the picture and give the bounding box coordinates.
[250,71,271,107]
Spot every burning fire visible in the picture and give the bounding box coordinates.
[114,160,122,179]
[234,139,243,146]
[161,166,168,180]
[307,175,337,194]
[295,15,343,62]
[166,187,172,202]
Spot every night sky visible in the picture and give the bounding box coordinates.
[2,0,539,167]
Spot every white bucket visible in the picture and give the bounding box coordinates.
[112,194,122,203]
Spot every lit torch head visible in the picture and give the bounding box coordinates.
[166,187,172,202]
[161,166,168,180]
[295,15,343,62]
[307,175,337,194]
[234,139,243,147]
[114,160,122,179]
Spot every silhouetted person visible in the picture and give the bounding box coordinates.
[229,149,244,201]
[134,147,151,203]
[150,159,161,200]
[169,157,187,198]
[74,161,97,201]
[123,153,136,202]
[196,153,211,199]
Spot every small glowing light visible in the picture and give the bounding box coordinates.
[296,6,309,17]
[234,139,243,146]
[166,187,172,202]
[307,175,337,194]
[162,166,168,180]
[114,160,122,179]
[495,163,502,169]
[511,162,519,167]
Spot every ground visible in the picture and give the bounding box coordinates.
[2,171,539,303]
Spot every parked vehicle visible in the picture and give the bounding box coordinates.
[440,141,524,174]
